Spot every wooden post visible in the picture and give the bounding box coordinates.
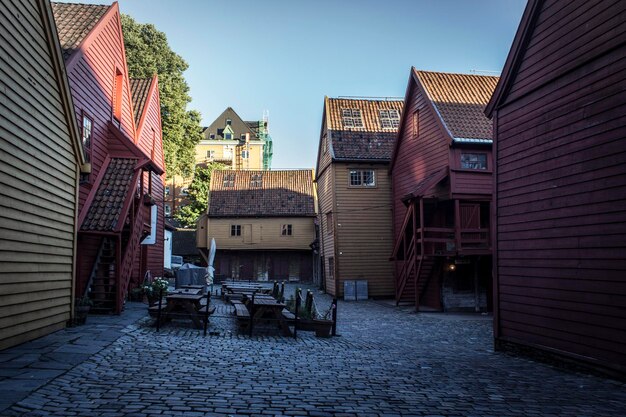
[416,199,424,312]
[294,293,300,339]
[455,199,461,251]
[249,290,255,337]
[203,291,211,336]
[156,288,163,332]
[331,297,338,336]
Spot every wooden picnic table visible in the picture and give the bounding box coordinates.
[161,293,204,329]
[242,294,292,336]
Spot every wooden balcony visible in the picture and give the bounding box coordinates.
[418,227,490,256]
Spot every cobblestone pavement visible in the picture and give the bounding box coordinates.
[1,284,625,416]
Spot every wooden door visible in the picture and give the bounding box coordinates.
[460,203,481,247]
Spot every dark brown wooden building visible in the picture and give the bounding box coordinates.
[390,70,498,311]
[486,0,626,376]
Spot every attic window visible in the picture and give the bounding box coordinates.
[379,109,400,129]
[342,108,363,128]
[225,133,232,140]
[250,174,263,187]
[223,173,235,187]
[210,134,215,139]
[226,118,232,125]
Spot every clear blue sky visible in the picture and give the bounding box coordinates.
[66,0,527,169]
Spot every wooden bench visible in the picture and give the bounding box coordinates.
[281,308,295,322]
[198,305,216,315]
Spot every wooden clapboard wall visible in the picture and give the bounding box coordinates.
[0,0,82,350]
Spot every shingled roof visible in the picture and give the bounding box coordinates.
[415,70,498,142]
[208,170,315,217]
[51,2,110,61]
[129,78,152,126]
[81,158,137,231]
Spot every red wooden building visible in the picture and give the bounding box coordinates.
[52,2,165,313]
[486,0,626,376]
[390,70,498,311]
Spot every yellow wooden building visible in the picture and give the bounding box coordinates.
[315,97,403,298]
[0,0,87,349]
[197,170,316,282]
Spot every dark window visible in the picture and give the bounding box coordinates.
[225,133,232,140]
[231,224,241,236]
[341,108,364,128]
[461,153,487,170]
[164,204,171,217]
[210,134,215,139]
[250,173,262,187]
[326,212,333,235]
[412,111,419,139]
[328,257,335,279]
[281,224,293,236]
[226,118,232,125]
[349,170,375,187]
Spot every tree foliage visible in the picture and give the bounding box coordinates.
[121,14,202,178]
[175,163,227,227]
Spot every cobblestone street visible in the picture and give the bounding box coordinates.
[1,286,625,417]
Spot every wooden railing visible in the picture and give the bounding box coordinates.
[415,227,490,255]
[117,197,146,313]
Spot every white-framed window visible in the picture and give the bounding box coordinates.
[180,188,189,196]
[224,145,233,159]
[225,133,232,140]
[461,153,488,170]
[164,186,170,196]
[281,224,293,236]
[241,150,249,159]
[341,108,364,128]
[82,115,93,151]
[206,150,215,159]
[379,109,400,129]
[164,204,171,217]
[230,224,241,236]
[223,173,235,187]
[250,174,262,187]
[349,169,375,187]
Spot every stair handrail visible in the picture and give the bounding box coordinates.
[117,196,147,311]
[83,239,106,299]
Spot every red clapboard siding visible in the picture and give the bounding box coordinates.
[66,6,136,215]
[489,0,626,373]
[391,79,449,238]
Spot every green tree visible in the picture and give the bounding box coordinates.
[175,163,227,227]
[121,14,202,178]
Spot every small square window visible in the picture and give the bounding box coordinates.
[341,108,363,128]
[223,173,235,187]
[250,174,262,187]
[225,133,232,140]
[461,153,487,170]
[281,224,293,236]
[226,119,232,125]
[206,150,215,159]
[379,109,400,129]
[210,134,215,139]
[230,224,241,236]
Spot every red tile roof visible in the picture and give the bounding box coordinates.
[81,158,137,231]
[51,2,110,61]
[209,170,315,217]
[326,98,404,132]
[325,98,403,161]
[129,78,152,126]
[414,70,498,141]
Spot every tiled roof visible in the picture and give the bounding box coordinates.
[415,70,498,141]
[129,78,152,126]
[81,158,137,231]
[326,98,404,132]
[51,2,110,61]
[173,229,198,256]
[331,131,397,161]
[209,170,315,217]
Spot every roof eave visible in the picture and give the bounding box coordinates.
[485,0,543,117]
